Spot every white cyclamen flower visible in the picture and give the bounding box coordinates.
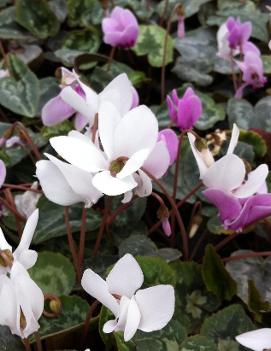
[60,73,135,128]
[188,124,268,198]
[15,182,41,218]
[0,209,38,274]
[236,328,271,351]
[36,132,102,207]
[49,102,170,197]
[81,254,175,342]
[0,261,44,339]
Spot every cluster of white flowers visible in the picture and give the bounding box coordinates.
[36,72,171,207]
[0,209,44,339]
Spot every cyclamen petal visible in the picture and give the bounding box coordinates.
[0,159,6,188]
[158,129,179,166]
[41,94,75,126]
[236,328,271,351]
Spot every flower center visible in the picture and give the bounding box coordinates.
[0,249,13,267]
[109,157,128,177]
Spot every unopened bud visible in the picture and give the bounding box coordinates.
[49,298,62,314]
[0,249,14,267]
[20,309,27,331]
[176,4,185,17]
[189,214,202,238]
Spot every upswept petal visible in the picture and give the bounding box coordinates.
[235,328,271,351]
[81,269,119,317]
[92,171,137,196]
[187,133,212,178]
[41,94,75,126]
[135,285,175,332]
[36,160,83,206]
[60,86,92,121]
[117,149,151,179]
[143,140,170,179]
[100,73,133,115]
[226,123,239,155]
[98,101,122,159]
[113,105,158,159]
[106,254,144,298]
[124,296,141,341]
[234,164,269,198]
[14,209,38,261]
[17,250,38,270]
[202,154,245,192]
[45,154,102,206]
[0,227,12,251]
[50,136,107,173]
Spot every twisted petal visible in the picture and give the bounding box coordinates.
[135,285,175,332]
[81,269,119,317]
[106,254,144,298]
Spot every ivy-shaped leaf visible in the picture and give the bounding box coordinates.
[29,251,76,296]
[0,6,31,40]
[16,0,60,39]
[0,54,39,117]
[133,25,174,68]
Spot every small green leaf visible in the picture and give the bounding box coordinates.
[133,25,174,68]
[248,280,271,316]
[29,251,76,296]
[16,0,60,39]
[239,130,267,158]
[202,245,237,301]
[0,54,39,117]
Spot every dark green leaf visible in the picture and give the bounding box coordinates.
[16,0,60,39]
[202,244,237,301]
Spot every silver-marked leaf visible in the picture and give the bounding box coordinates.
[227,98,254,129]
[29,251,76,296]
[226,250,271,304]
[133,25,174,68]
[15,0,60,39]
[0,6,32,40]
[0,54,39,117]
[67,0,103,27]
[180,335,217,351]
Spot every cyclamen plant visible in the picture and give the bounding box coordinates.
[1,2,271,351]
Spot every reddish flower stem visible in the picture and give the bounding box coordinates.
[64,207,81,282]
[214,232,240,252]
[23,339,31,351]
[2,183,42,193]
[81,300,100,347]
[222,251,271,263]
[142,168,189,260]
[149,182,202,234]
[78,207,87,277]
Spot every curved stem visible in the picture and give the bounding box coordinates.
[214,232,239,252]
[79,207,87,277]
[107,46,116,71]
[149,182,202,234]
[172,132,185,200]
[142,168,189,260]
[3,183,42,193]
[64,207,80,282]
[222,251,271,263]
[81,300,100,347]
[22,339,31,351]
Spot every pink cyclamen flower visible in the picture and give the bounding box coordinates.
[204,188,271,232]
[0,160,6,188]
[177,16,185,39]
[162,218,172,236]
[166,87,202,130]
[102,7,139,48]
[235,51,267,98]
[158,129,179,166]
[226,17,252,50]
[41,68,87,130]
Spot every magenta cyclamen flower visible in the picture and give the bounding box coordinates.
[235,51,267,98]
[158,129,179,165]
[166,88,202,130]
[102,7,139,48]
[204,188,271,232]
[226,17,252,50]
